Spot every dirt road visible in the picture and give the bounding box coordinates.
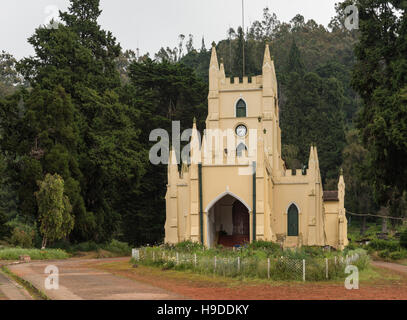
[372,261,407,274]
[0,269,32,300]
[6,257,407,300]
[8,257,184,300]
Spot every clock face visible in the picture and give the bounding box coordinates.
[236,125,247,137]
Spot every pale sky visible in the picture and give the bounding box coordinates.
[1,0,340,60]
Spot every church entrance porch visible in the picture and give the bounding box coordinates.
[206,193,250,248]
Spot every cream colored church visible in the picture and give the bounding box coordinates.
[165,44,348,250]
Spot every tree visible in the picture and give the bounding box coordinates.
[120,59,207,245]
[280,41,346,182]
[352,0,407,208]
[2,0,145,242]
[201,36,207,52]
[35,173,74,248]
[0,51,23,97]
[341,129,378,234]
[0,210,10,240]
[178,34,186,59]
[186,34,194,53]
[234,27,247,78]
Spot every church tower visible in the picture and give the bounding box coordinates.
[164,42,348,250]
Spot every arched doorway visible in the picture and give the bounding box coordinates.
[206,193,250,247]
[232,200,249,236]
[287,204,299,236]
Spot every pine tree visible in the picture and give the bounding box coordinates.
[352,0,407,206]
[4,0,145,242]
[281,41,346,182]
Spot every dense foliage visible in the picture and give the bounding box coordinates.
[0,0,405,247]
[352,0,407,215]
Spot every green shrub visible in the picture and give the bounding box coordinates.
[346,242,357,250]
[162,260,176,270]
[389,251,406,261]
[302,246,326,257]
[9,227,35,248]
[248,240,281,251]
[0,247,69,260]
[174,240,204,252]
[378,249,390,259]
[354,253,370,270]
[74,241,99,252]
[103,239,131,256]
[368,239,400,252]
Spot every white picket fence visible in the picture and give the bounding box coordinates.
[132,248,364,281]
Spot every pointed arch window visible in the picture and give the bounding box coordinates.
[236,99,247,118]
[236,143,247,157]
[287,204,299,236]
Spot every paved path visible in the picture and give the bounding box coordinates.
[8,258,185,300]
[372,261,407,274]
[0,269,33,300]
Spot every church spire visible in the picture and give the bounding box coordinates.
[219,58,226,81]
[210,42,219,70]
[263,42,272,67]
[209,42,219,92]
[262,43,275,96]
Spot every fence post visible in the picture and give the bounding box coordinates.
[194,254,197,267]
[334,256,337,265]
[267,258,270,279]
[237,257,240,272]
[153,251,155,261]
[302,259,306,282]
[132,248,135,258]
[214,256,217,272]
[133,249,140,261]
[176,252,179,265]
[325,258,328,279]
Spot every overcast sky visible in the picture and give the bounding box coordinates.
[1,0,340,60]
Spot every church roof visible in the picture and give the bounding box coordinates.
[323,191,339,201]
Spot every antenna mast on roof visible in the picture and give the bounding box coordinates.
[242,0,245,77]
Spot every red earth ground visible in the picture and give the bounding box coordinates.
[90,259,407,300]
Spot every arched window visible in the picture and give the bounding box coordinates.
[236,99,247,118]
[236,143,247,157]
[287,204,299,236]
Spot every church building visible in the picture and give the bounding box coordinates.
[165,43,348,250]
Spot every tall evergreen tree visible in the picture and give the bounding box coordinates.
[121,59,207,245]
[352,0,407,207]
[2,0,145,242]
[281,41,346,182]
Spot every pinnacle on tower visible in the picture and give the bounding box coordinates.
[263,43,272,67]
[308,145,315,164]
[219,57,226,79]
[210,42,219,70]
[209,42,220,92]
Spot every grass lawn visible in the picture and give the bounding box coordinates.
[0,247,69,260]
